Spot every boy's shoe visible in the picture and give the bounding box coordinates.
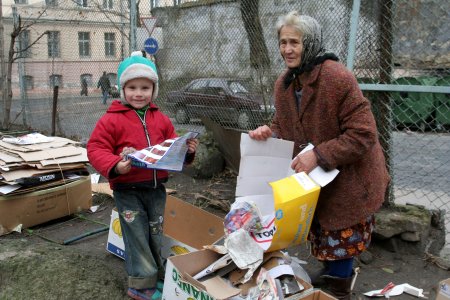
[156,280,164,292]
[127,288,162,300]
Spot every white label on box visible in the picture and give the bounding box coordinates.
[292,172,317,191]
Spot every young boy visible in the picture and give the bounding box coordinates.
[87,51,198,300]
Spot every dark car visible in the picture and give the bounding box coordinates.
[166,78,274,129]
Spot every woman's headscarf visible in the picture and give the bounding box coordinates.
[282,14,339,88]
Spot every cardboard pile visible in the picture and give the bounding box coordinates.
[161,134,339,299]
[107,133,339,299]
[0,133,92,236]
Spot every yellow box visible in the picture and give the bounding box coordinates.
[245,172,320,252]
[269,172,320,251]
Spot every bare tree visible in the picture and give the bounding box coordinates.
[240,0,272,117]
[2,8,48,129]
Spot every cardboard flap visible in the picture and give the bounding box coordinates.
[163,196,224,249]
[169,249,223,276]
[199,275,241,300]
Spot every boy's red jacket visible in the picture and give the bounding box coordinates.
[87,100,178,189]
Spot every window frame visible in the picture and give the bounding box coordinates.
[47,31,60,58]
[104,32,116,57]
[78,32,91,58]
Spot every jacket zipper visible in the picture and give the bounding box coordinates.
[135,109,158,188]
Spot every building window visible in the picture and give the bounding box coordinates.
[49,74,62,88]
[103,0,113,9]
[45,0,58,7]
[23,75,33,90]
[78,32,90,57]
[19,30,31,58]
[77,0,88,7]
[15,0,28,4]
[104,33,116,57]
[47,31,60,58]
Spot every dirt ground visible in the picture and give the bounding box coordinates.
[0,169,449,300]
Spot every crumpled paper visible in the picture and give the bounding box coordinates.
[225,228,264,283]
[364,283,425,298]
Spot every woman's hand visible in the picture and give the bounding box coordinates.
[186,138,199,153]
[249,125,272,141]
[291,150,318,174]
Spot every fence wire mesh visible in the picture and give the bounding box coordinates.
[1,0,449,251]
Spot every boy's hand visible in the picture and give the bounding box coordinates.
[120,147,136,160]
[115,159,132,175]
[186,138,199,153]
[115,147,136,175]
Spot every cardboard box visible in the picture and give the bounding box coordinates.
[0,176,92,236]
[268,172,320,251]
[162,248,314,300]
[437,278,450,300]
[106,195,225,260]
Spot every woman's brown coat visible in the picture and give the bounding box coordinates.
[271,60,390,230]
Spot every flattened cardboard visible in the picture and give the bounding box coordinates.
[18,146,82,162]
[106,195,224,259]
[0,176,92,236]
[40,150,88,166]
[437,278,450,300]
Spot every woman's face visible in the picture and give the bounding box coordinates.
[279,25,303,69]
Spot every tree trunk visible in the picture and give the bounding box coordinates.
[240,0,272,115]
[240,0,270,71]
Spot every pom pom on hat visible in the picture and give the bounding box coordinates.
[117,51,159,101]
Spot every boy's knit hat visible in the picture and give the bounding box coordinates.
[117,50,159,101]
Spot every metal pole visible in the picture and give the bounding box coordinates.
[346,0,361,71]
[129,0,137,52]
[120,0,125,59]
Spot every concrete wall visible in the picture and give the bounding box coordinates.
[152,0,449,84]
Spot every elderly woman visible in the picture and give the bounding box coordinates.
[249,11,390,299]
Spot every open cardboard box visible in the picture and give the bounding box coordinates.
[0,176,92,236]
[106,195,225,259]
[437,278,450,300]
[162,248,317,300]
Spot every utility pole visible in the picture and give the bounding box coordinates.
[130,0,137,52]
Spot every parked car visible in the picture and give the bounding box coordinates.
[166,78,274,129]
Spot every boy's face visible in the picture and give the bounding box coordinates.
[123,78,154,109]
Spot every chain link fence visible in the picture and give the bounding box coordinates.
[1,0,449,252]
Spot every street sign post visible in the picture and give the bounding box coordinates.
[144,37,159,55]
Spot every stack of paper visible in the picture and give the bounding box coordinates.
[0,133,89,195]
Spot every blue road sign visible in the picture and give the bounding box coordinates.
[144,38,159,55]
